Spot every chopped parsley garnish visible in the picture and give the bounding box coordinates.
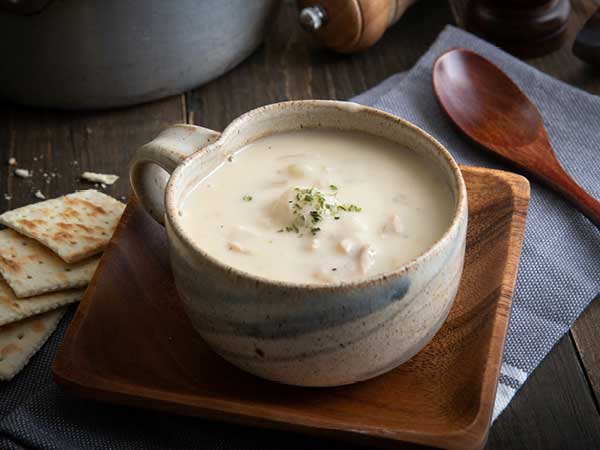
[242,195,253,202]
[280,186,361,236]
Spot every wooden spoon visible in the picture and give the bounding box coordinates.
[432,48,600,229]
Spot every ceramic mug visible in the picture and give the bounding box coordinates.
[130,100,468,387]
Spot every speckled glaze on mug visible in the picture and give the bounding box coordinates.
[130,100,468,387]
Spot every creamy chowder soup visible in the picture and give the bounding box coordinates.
[179,129,454,284]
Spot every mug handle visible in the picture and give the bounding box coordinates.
[130,124,220,224]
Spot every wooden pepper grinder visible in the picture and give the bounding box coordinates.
[298,0,418,53]
[466,0,572,58]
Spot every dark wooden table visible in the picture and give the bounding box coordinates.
[1,0,599,449]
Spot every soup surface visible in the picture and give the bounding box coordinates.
[179,129,454,284]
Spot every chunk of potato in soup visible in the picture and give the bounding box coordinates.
[179,129,455,284]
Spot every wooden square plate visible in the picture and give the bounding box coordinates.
[53,166,529,450]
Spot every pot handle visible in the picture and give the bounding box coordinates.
[130,124,220,224]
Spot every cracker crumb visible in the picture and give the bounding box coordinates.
[81,171,119,185]
[100,183,107,189]
[3,193,12,200]
[8,157,16,166]
[14,169,32,178]
[34,190,46,200]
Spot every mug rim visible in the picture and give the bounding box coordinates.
[165,100,467,291]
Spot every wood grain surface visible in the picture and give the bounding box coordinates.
[53,166,529,450]
[1,0,599,448]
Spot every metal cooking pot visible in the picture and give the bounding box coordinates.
[0,0,279,109]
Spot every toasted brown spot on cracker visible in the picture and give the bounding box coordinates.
[57,222,93,233]
[0,255,21,272]
[16,219,47,232]
[0,294,13,307]
[66,198,107,216]
[52,231,73,242]
[75,223,94,233]
[30,319,46,332]
[1,343,21,357]
[62,207,80,218]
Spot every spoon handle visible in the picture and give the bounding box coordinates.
[541,164,600,230]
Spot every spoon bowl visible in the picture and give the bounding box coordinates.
[433,48,600,229]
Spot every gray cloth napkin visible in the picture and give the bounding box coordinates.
[354,25,600,420]
[1,25,599,449]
